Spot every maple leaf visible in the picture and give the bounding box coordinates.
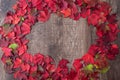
[7,31,15,39]
[14,71,21,79]
[9,43,18,50]
[81,8,91,18]
[84,0,99,6]
[30,66,37,75]
[18,0,28,10]
[37,10,50,22]
[21,63,30,72]
[16,9,27,16]
[44,56,54,64]
[21,22,31,35]
[0,39,9,47]
[68,69,77,80]
[70,3,81,20]
[2,47,12,57]
[73,59,83,71]
[18,44,27,56]
[33,53,44,65]
[82,53,94,64]
[107,14,117,24]
[14,71,27,79]
[22,53,33,63]
[45,0,57,12]
[88,45,98,56]
[61,8,71,17]
[88,13,100,25]
[12,4,18,10]
[98,2,111,16]
[107,44,119,60]
[13,58,22,68]
[12,15,20,25]
[96,28,103,38]
[46,64,56,73]
[58,59,69,68]
[75,0,83,6]
[14,25,21,37]
[84,64,94,72]
[4,11,13,24]
[31,0,42,7]
[108,24,118,33]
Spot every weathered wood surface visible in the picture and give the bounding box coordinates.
[0,0,120,80]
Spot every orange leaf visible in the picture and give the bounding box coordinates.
[61,8,71,17]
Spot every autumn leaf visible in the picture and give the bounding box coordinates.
[37,10,50,22]
[88,13,99,25]
[13,58,22,68]
[73,59,83,71]
[9,43,18,50]
[21,22,31,35]
[82,53,94,64]
[84,64,94,71]
[60,8,72,17]
[100,66,110,74]
[2,47,12,57]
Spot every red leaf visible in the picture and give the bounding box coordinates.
[82,53,94,64]
[107,44,119,59]
[68,69,77,80]
[84,0,99,6]
[21,23,31,35]
[0,39,9,47]
[13,58,22,68]
[30,66,37,74]
[58,59,69,68]
[31,0,42,7]
[2,47,12,57]
[99,2,111,16]
[14,71,20,79]
[37,10,50,22]
[12,15,20,25]
[61,8,71,17]
[18,0,28,10]
[44,56,54,64]
[22,53,33,63]
[16,9,27,16]
[88,13,99,25]
[73,59,83,71]
[46,0,57,12]
[7,31,15,39]
[33,53,44,64]
[88,45,98,56]
[21,63,30,72]
[81,9,91,18]
[108,24,118,32]
[107,14,117,24]
[18,45,27,56]
[75,0,83,6]
[46,64,56,72]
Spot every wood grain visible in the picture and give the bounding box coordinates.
[0,0,120,80]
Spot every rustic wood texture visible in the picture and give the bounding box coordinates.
[0,0,120,80]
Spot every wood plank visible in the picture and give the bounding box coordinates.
[0,0,120,80]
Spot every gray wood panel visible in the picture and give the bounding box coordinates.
[0,0,120,80]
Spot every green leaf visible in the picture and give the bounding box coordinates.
[3,23,10,27]
[90,78,94,80]
[100,66,110,74]
[20,17,24,21]
[9,43,18,50]
[85,64,94,71]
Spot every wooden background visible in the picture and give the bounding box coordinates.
[0,0,120,80]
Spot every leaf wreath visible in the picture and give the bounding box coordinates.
[0,0,119,80]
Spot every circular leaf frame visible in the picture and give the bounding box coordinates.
[0,0,119,80]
